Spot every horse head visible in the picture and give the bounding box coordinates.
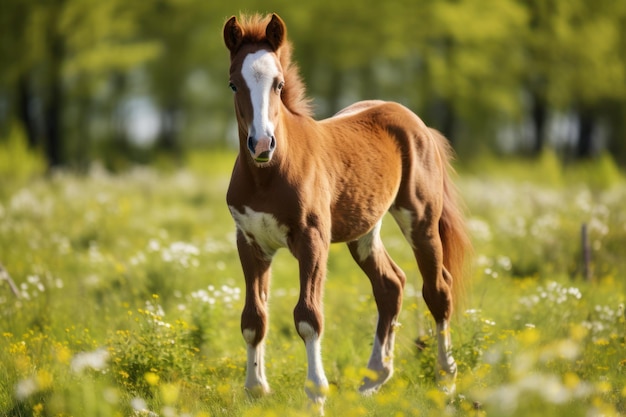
[224,14,287,166]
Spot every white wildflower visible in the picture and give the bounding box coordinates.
[71,348,110,373]
[148,239,161,252]
[467,218,492,242]
[15,377,38,400]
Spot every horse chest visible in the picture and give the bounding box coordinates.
[229,205,289,255]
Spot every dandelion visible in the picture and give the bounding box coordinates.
[154,241,201,268]
[496,256,512,271]
[160,382,180,405]
[582,303,625,341]
[19,283,31,300]
[145,300,165,317]
[539,339,580,362]
[476,254,492,268]
[484,268,498,279]
[88,241,104,263]
[144,372,160,386]
[464,309,482,324]
[129,252,147,266]
[71,347,110,373]
[148,239,161,252]
[518,281,582,308]
[15,377,38,400]
[32,403,44,414]
[467,218,492,242]
[575,189,592,214]
[130,397,158,416]
[190,284,241,308]
[103,387,119,404]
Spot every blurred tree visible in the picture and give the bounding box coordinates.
[418,0,527,148]
[2,0,625,167]
[0,0,159,167]
[524,0,626,157]
[141,0,209,156]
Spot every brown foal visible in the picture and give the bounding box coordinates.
[223,13,471,411]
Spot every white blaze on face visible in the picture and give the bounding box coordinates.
[241,50,280,140]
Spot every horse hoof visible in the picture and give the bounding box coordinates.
[307,398,326,416]
[304,381,328,415]
[245,383,270,398]
[358,367,393,396]
[437,368,457,395]
[305,380,328,402]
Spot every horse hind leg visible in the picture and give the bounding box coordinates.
[347,220,406,395]
[391,207,457,392]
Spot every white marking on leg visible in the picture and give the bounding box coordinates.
[242,329,269,395]
[229,206,288,257]
[359,319,398,395]
[390,207,414,248]
[356,220,382,262]
[297,322,329,407]
[436,321,457,394]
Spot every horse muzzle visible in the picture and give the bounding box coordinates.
[248,135,276,164]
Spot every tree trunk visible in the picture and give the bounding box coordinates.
[440,99,456,147]
[576,108,595,159]
[44,38,64,168]
[531,94,547,155]
[606,101,626,165]
[158,103,181,158]
[17,74,39,148]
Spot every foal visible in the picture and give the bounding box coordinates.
[223,13,470,408]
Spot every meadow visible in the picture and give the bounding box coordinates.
[0,148,625,416]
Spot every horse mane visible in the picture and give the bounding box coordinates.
[235,14,313,117]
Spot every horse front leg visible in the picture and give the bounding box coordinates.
[292,227,330,411]
[237,231,273,396]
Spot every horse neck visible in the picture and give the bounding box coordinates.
[275,108,320,165]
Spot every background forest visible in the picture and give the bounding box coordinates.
[1,0,626,170]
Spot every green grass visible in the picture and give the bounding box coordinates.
[0,150,625,416]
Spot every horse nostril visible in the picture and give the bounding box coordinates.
[269,136,276,151]
[247,136,256,153]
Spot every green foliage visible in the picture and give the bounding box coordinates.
[107,295,199,397]
[526,0,626,107]
[0,123,46,188]
[424,0,529,120]
[567,153,624,190]
[0,157,625,416]
[463,149,623,190]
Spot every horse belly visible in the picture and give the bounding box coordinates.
[330,206,386,243]
[330,166,400,243]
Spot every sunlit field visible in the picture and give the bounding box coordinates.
[1,150,625,416]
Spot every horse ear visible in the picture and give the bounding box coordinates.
[265,14,286,51]
[224,16,243,53]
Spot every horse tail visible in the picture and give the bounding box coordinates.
[430,128,472,310]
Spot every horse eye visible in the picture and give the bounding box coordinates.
[277,81,285,91]
[229,82,237,92]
